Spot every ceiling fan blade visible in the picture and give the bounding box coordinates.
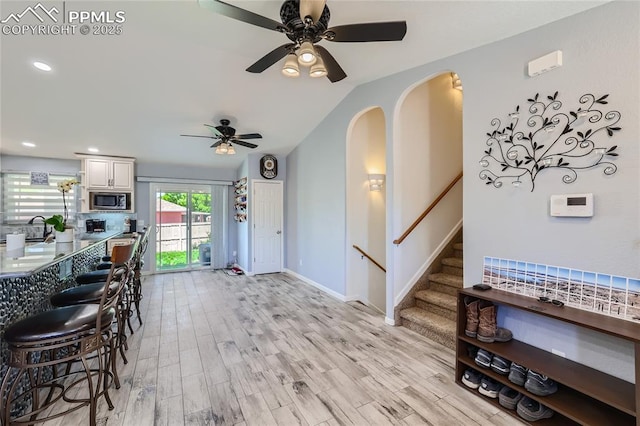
[233,140,259,149]
[246,44,294,73]
[203,123,224,137]
[233,133,262,140]
[181,134,215,139]
[299,0,326,23]
[315,45,346,83]
[198,0,286,33]
[210,141,222,148]
[324,21,407,42]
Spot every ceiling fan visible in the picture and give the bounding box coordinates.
[181,119,262,155]
[199,0,407,82]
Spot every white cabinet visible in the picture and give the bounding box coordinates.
[84,157,134,191]
[77,154,136,213]
[107,237,135,257]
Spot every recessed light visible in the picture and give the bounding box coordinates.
[88,147,99,153]
[22,141,36,148]
[33,61,52,71]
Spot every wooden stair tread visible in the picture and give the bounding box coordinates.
[415,290,457,310]
[400,307,456,334]
[441,257,463,268]
[453,242,464,251]
[428,273,463,287]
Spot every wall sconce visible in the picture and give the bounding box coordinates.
[368,174,385,191]
[451,73,462,90]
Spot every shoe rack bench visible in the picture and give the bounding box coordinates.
[455,288,639,426]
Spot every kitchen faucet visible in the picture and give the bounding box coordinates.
[27,215,51,240]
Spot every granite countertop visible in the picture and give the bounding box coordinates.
[0,231,122,278]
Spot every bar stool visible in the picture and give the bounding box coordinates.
[0,243,135,426]
[129,228,149,326]
[49,235,141,368]
[93,228,149,327]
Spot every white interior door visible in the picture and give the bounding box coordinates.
[253,180,283,274]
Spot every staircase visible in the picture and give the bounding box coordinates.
[399,242,463,350]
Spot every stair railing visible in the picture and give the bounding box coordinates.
[352,245,386,273]
[393,171,463,245]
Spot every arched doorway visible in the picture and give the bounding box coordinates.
[389,71,463,330]
[346,106,387,313]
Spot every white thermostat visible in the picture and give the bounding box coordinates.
[550,193,593,217]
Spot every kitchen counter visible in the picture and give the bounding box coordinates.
[0,229,128,417]
[0,231,121,278]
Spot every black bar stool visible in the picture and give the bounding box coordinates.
[49,235,141,368]
[92,228,149,328]
[0,243,135,426]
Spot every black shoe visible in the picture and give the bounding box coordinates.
[508,362,527,386]
[478,376,502,398]
[461,368,482,389]
[525,370,558,396]
[474,349,493,369]
[490,355,511,375]
[517,396,554,421]
[499,386,523,410]
[467,345,479,360]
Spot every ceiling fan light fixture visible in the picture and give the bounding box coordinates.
[309,55,327,78]
[297,41,317,66]
[227,144,236,155]
[282,53,300,77]
[216,142,229,155]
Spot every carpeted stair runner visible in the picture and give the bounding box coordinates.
[400,242,463,350]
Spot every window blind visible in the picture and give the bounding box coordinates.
[2,173,77,223]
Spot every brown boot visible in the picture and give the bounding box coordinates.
[464,296,479,338]
[477,301,513,343]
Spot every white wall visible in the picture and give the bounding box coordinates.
[285,2,639,382]
[346,107,386,311]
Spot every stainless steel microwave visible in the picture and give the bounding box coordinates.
[90,192,129,210]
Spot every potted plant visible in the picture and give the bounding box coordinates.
[46,178,78,243]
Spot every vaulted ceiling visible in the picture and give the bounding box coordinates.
[0,1,607,169]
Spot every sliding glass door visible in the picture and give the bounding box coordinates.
[152,184,212,272]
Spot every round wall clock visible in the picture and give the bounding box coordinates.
[260,155,278,179]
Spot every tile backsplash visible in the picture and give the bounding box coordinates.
[1,212,138,240]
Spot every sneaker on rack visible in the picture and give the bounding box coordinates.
[508,362,527,386]
[517,396,554,422]
[461,368,482,389]
[525,370,558,396]
[467,344,479,360]
[474,349,493,369]
[478,376,502,398]
[498,386,523,410]
[490,355,511,375]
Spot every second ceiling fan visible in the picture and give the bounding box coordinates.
[199,0,407,82]
[181,119,262,155]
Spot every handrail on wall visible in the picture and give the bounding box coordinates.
[393,172,463,245]
[352,245,386,273]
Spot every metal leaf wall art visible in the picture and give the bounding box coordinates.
[479,92,622,191]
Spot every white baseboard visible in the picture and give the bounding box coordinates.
[394,219,463,306]
[283,268,348,302]
[235,264,254,276]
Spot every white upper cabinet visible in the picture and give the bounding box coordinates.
[84,157,134,191]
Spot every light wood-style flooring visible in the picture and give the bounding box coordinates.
[44,270,522,425]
